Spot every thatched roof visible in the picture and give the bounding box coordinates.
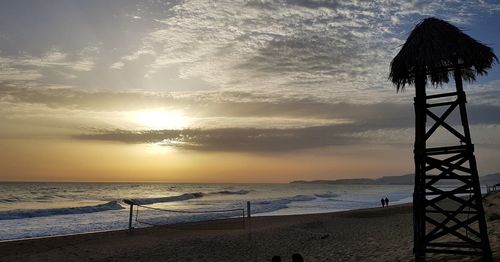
[390,17,498,91]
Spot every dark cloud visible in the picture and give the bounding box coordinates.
[72,100,500,152]
[74,124,369,152]
[2,86,499,127]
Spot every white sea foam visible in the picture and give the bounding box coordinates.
[132,192,205,205]
[0,183,414,240]
[0,200,125,220]
[314,193,340,198]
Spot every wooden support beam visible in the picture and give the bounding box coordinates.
[425,155,471,174]
[424,152,465,172]
[425,157,472,186]
[426,202,481,239]
[425,145,469,155]
[425,215,480,244]
[426,92,459,99]
[425,249,483,256]
[426,108,467,142]
[425,101,458,139]
[425,184,474,205]
[427,242,481,248]
[425,210,477,214]
[426,100,457,108]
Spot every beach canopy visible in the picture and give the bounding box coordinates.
[390,17,498,91]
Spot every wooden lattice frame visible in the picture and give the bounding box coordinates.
[412,72,492,261]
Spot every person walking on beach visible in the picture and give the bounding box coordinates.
[384,197,389,207]
[381,198,385,208]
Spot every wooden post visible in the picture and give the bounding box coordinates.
[454,67,492,260]
[129,204,133,231]
[123,199,134,231]
[414,73,427,262]
[246,201,252,241]
[247,201,251,219]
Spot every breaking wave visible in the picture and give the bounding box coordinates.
[131,192,205,205]
[314,193,340,198]
[211,190,251,195]
[0,200,125,220]
[252,195,317,214]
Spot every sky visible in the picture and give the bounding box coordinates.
[0,0,499,182]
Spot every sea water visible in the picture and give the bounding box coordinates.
[0,182,413,241]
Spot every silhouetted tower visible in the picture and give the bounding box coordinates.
[390,18,497,261]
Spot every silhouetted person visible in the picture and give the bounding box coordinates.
[292,253,304,262]
[384,197,389,207]
[381,198,385,208]
[272,255,281,262]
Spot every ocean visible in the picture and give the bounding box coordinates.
[0,182,414,241]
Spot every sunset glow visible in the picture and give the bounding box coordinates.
[0,1,499,183]
[132,110,190,130]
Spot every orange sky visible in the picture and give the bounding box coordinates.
[1,1,499,182]
[0,137,415,182]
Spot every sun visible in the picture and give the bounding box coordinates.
[132,110,189,130]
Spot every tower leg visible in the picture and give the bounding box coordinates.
[414,74,427,261]
[453,69,492,260]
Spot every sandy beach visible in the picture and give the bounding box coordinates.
[1,193,499,262]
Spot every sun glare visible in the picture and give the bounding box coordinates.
[132,110,189,130]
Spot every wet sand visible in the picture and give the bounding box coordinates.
[1,193,499,262]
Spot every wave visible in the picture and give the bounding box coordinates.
[252,195,316,214]
[33,195,55,201]
[0,198,20,203]
[326,198,370,203]
[0,194,71,203]
[211,190,251,195]
[314,193,340,198]
[0,190,314,221]
[0,200,125,220]
[131,192,205,205]
[0,190,252,220]
[131,194,317,227]
[0,191,212,220]
[131,190,251,205]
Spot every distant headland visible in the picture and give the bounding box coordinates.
[290,173,500,185]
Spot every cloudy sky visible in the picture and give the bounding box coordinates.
[1,0,499,182]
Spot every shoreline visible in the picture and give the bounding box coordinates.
[0,204,413,261]
[0,201,411,243]
[0,195,498,261]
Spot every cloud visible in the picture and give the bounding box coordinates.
[0,68,43,82]
[2,47,97,71]
[2,83,498,152]
[69,95,500,153]
[111,0,500,98]
[0,1,498,101]
[73,104,500,152]
[73,125,370,152]
[110,61,125,70]
[2,81,499,117]
[0,47,99,88]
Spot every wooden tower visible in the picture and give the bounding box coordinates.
[389,18,497,261]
